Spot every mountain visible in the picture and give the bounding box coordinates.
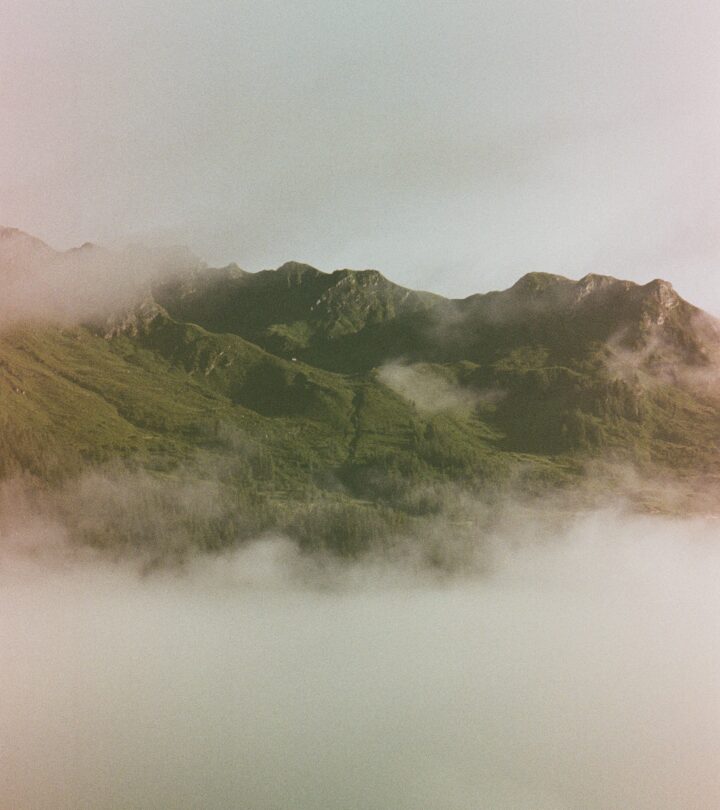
[0,229,719,557]
[0,226,58,272]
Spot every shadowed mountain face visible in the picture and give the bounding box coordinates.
[153,261,443,371]
[155,263,720,373]
[0,229,718,554]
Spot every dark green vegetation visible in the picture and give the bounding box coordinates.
[1,228,720,557]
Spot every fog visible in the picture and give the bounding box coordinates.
[378,361,504,414]
[0,229,202,326]
[2,507,719,809]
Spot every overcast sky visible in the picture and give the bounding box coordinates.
[2,1,719,310]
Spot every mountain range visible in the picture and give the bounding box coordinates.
[1,227,718,557]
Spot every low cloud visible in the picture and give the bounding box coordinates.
[0,229,199,327]
[378,361,504,414]
[604,315,720,392]
[0,471,719,809]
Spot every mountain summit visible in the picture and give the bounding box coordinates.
[0,226,57,271]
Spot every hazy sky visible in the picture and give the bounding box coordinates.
[2,1,720,309]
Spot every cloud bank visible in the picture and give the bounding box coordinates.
[1,501,719,809]
[0,228,199,326]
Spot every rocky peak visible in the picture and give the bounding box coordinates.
[641,278,679,308]
[101,296,166,339]
[509,272,571,294]
[331,268,388,286]
[0,227,57,269]
[575,272,619,294]
[273,262,323,285]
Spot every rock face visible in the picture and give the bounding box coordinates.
[101,296,166,339]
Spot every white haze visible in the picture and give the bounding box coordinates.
[2,1,720,311]
[378,361,504,414]
[0,231,200,325]
[2,509,720,809]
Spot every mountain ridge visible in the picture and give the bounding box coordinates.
[154,258,719,376]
